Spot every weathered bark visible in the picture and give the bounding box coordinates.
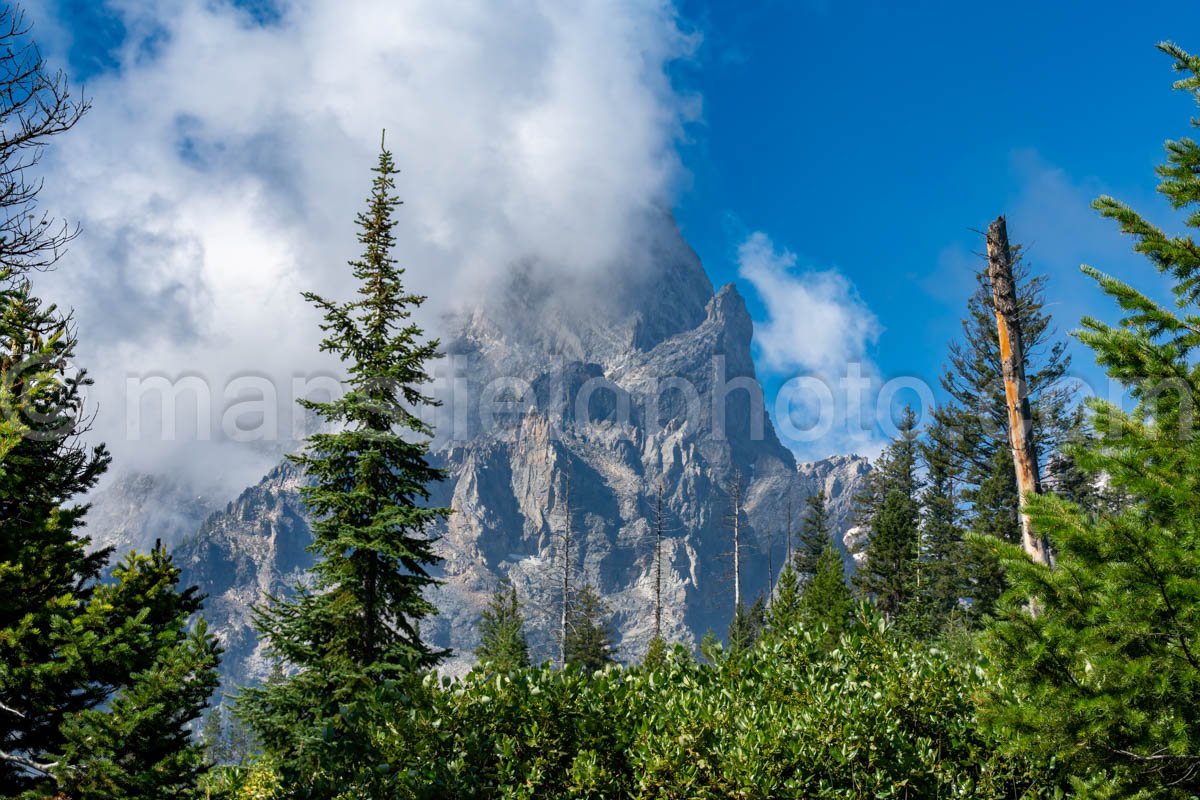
[731,471,743,611]
[766,520,775,597]
[986,215,1052,567]
[654,484,664,640]
[785,498,793,566]
[558,473,572,667]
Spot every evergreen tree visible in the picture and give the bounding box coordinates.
[854,407,922,619]
[958,446,1016,620]
[794,490,830,582]
[475,581,530,672]
[797,540,853,647]
[643,635,668,670]
[982,43,1200,795]
[937,250,1077,525]
[933,234,1080,623]
[0,15,220,791]
[564,584,616,673]
[201,705,227,767]
[764,562,802,635]
[0,414,221,797]
[915,418,969,633]
[727,595,766,654]
[51,553,221,797]
[241,140,450,788]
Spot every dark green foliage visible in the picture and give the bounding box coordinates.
[51,555,221,798]
[201,704,256,768]
[564,584,617,673]
[933,231,1079,622]
[854,407,922,619]
[0,280,219,796]
[971,446,1021,545]
[727,595,765,654]
[797,540,853,647]
[475,581,530,672]
[241,612,1049,798]
[0,14,221,790]
[982,42,1200,797]
[793,490,830,581]
[240,140,450,793]
[643,636,668,669]
[913,418,971,634]
[764,562,802,635]
[2,543,220,799]
[936,249,1076,515]
[1043,427,1118,517]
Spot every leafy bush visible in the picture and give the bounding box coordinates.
[236,612,1049,799]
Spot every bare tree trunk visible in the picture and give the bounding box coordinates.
[731,471,743,611]
[986,215,1052,568]
[654,484,664,640]
[785,497,793,567]
[558,472,573,667]
[766,527,774,599]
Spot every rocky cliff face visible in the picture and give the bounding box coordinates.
[795,454,872,571]
[88,216,872,688]
[172,464,311,690]
[85,472,222,557]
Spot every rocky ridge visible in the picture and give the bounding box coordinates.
[87,215,873,688]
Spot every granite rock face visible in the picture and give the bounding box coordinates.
[172,463,311,690]
[795,454,872,571]
[85,471,222,557]
[87,216,872,688]
[420,217,867,668]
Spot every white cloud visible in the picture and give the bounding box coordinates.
[736,231,884,460]
[737,231,878,376]
[28,0,699,490]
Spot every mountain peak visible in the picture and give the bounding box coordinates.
[92,215,873,690]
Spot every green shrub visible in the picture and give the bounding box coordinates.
[245,612,1050,798]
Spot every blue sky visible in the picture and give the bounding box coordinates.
[31,0,1200,477]
[672,0,1200,411]
[671,0,1200,430]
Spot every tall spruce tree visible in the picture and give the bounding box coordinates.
[475,581,530,672]
[914,417,969,633]
[981,43,1200,796]
[794,489,830,582]
[0,14,220,794]
[727,594,766,654]
[764,562,802,636]
[563,584,616,673]
[797,540,853,648]
[933,239,1079,622]
[854,407,922,619]
[241,139,450,788]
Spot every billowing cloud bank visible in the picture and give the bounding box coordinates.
[35,0,698,489]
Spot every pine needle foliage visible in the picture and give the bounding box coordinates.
[0,22,220,789]
[854,407,922,619]
[475,581,531,673]
[797,540,853,648]
[764,562,802,635]
[564,584,617,673]
[241,140,450,791]
[0,280,220,798]
[793,489,830,582]
[981,42,1200,797]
